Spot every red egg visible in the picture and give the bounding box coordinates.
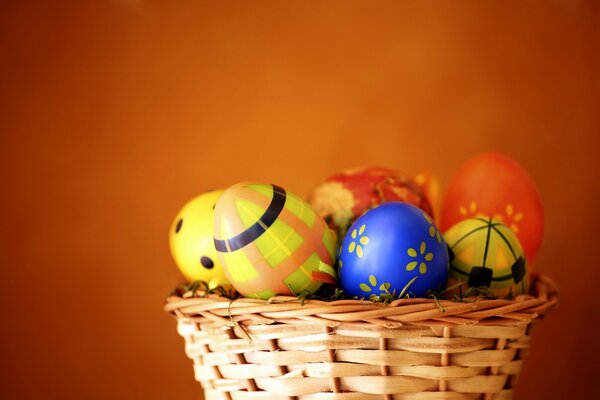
[308,167,433,241]
[440,153,544,262]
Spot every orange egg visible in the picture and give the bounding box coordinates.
[440,153,544,262]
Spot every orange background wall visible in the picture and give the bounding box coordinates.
[1,1,598,399]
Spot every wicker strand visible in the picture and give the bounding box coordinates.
[484,337,508,400]
[326,326,342,393]
[268,339,296,400]
[201,343,232,400]
[438,326,451,392]
[225,329,258,392]
[379,337,392,400]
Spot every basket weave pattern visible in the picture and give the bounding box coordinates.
[165,275,558,400]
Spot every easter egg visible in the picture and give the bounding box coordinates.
[441,153,544,261]
[444,218,529,298]
[169,190,230,289]
[214,183,337,299]
[339,202,448,298]
[308,167,434,242]
[414,171,441,222]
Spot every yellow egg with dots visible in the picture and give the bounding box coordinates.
[169,190,229,289]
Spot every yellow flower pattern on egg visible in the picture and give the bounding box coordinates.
[406,241,434,275]
[458,201,479,217]
[492,203,524,234]
[347,224,369,258]
[359,275,391,293]
[422,212,442,244]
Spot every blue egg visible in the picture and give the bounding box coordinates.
[338,202,449,298]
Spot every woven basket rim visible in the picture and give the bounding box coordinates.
[165,274,558,330]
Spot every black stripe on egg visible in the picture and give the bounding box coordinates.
[481,218,493,268]
[214,184,287,253]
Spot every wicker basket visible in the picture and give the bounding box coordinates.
[165,275,558,400]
